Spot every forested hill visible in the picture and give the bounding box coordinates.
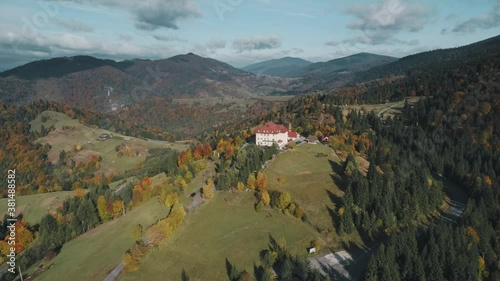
[0,53,302,105]
[357,34,500,82]
[0,56,130,80]
[246,37,499,280]
[361,56,500,280]
[0,100,176,194]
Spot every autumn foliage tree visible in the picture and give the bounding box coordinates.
[255,172,267,191]
[0,220,34,261]
[260,190,270,206]
[165,192,180,209]
[97,195,110,221]
[247,174,256,190]
[112,200,124,218]
[202,178,215,199]
[132,224,143,242]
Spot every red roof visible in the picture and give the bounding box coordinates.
[256,122,288,134]
[288,131,298,138]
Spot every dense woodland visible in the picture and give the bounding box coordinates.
[362,46,500,280]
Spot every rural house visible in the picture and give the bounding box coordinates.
[256,122,300,149]
[99,133,110,140]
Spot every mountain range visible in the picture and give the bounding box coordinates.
[1,35,499,133]
[242,53,397,78]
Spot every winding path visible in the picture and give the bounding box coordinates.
[308,176,468,280]
[377,101,405,119]
[103,263,125,281]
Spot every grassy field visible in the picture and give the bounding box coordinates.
[0,192,73,225]
[109,176,139,190]
[180,161,215,206]
[343,96,422,119]
[265,144,344,235]
[30,111,187,176]
[120,192,319,281]
[34,198,170,281]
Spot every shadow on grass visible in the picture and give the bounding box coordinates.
[326,205,340,232]
[181,268,190,281]
[329,160,346,190]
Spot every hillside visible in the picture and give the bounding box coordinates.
[242,57,312,77]
[357,35,500,81]
[31,110,187,177]
[0,53,300,103]
[295,53,397,78]
[1,36,499,136]
[0,53,306,134]
[0,55,130,80]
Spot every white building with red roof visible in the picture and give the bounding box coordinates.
[255,122,300,148]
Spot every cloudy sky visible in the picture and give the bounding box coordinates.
[1,0,500,70]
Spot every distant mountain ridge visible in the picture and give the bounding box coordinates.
[242,53,397,78]
[1,35,499,134]
[0,53,301,103]
[294,53,398,78]
[242,57,312,77]
[0,55,132,80]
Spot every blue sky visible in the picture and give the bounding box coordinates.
[1,0,499,70]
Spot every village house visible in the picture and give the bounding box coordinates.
[256,122,300,149]
[98,133,110,141]
[307,247,316,254]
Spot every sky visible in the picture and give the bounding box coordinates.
[0,0,500,70]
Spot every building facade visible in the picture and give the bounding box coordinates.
[256,122,300,149]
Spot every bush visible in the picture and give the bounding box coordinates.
[293,206,305,219]
[255,201,264,212]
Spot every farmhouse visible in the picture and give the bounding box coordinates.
[256,122,300,149]
[98,133,110,140]
[308,247,316,254]
[307,137,318,144]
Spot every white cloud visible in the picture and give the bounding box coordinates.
[48,0,201,31]
[152,34,187,42]
[206,39,226,50]
[232,36,282,53]
[343,0,433,45]
[0,23,182,70]
[452,1,500,33]
[51,18,94,32]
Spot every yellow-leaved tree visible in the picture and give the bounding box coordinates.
[247,174,256,190]
[97,195,110,221]
[165,192,180,209]
[203,178,215,199]
[260,190,270,206]
[237,181,245,191]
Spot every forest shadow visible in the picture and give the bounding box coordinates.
[329,159,346,190]
[326,189,342,207]
[326,205,340,231]
[181,268,190,281]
